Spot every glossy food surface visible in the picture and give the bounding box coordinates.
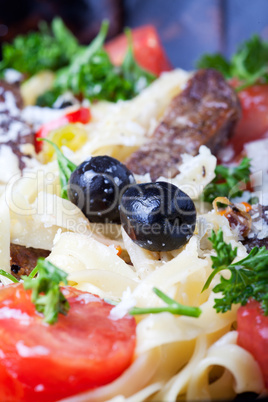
[227,83,268,158]
[105,25,172,76]
[0,284,136,402]
[120,181,196,251]
[237,299,268,388]
[68,155,136,223]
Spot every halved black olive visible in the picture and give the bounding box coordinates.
[68,155,136,223]
[120,181,196,251]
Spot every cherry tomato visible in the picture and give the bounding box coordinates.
[237,299,268,388]
[0,284,136,402]
[105,25,172,76]
[228,83,268,157]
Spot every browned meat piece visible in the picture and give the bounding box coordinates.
[0,141,31,170]
[0,80,23,109]
[126,69,240,180]
[10,244,50,280]
[0,80,35,169]
[242,205,268,252]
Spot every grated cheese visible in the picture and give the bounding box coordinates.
[109,287,136,320]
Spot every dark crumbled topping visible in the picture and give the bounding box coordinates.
[242,205,268,252]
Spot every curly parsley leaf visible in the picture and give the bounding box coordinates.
[209,229,238,270]
[197,35,268,91]
[202,229,238,291]
[68,48,133,102]
[197,53,232,78]
[54,20,109,94]
[23,258,70,324]
[36,87,63,107]
[42,22,156,105]
[202,229,268,315]
[37,138,76,200]
[231,35,268,91]
[1,18,156,105]
[203,157,251,203]
[0,18,79,76]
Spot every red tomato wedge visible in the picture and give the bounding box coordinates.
[0,284,136,402]
[105,25,172,76]
[35,107,91,153]
[227,83,268,158]
[237,299,268,388]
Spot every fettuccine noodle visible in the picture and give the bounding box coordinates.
[0,69,266,401]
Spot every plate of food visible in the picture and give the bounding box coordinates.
[0,17,267,402]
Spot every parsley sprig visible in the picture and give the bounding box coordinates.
[37,21,156,106]
[197,35,268,91]
[129,287,201,317]
[202,229,268,315]
[0,18,156,106]
[0,18,79,76]
[0,259,70,324]
[37,138,76,200]
[203,157,251,203]
[23,258,70,324]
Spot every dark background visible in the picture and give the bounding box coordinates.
[124,0,268,69]
[0,0,268,69]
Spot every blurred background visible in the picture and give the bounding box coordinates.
[0,0,268,70]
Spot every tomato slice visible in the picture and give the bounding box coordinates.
[105,25,172,76]
[226,83,268,160]
[0,284,136,402]
[237,299,268,388]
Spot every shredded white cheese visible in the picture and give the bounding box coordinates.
[4,69,23,84]
[109,287,136,320]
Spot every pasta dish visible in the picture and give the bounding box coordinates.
[0,19,267,402]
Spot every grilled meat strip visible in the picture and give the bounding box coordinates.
[10,244,50,280]
[126,69,241,181]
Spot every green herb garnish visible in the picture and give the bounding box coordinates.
[121,28,156,97]
[39,22,156,106]
[23,258,70,324]
[197,53,232,78]
[1,19,156,105]
[0,18,79,76]
[37,138,76,200]
[203,157,251,203]
[129,287,201,318]
[197,35,268,91]
[248,195,259,205]
[0,270,19,283]
[36,87,63,107]
[202,229,268,315]
[53,20,109,96]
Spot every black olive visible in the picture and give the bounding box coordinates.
[68,155,136,223]
[11,264,21,274]
[52,93,79,109]
[57,100,75,109]
[120,181,196,252]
